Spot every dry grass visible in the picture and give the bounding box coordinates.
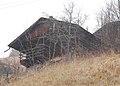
[3,53,120,86]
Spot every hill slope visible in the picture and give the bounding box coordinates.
[6,53,120,86]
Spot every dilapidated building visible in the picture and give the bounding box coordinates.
[8,17,106,67]
[94,21,120,53]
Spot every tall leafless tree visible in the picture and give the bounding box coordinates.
[61,2,88,58]
[118,0,120,19]
[75,9,88,26]
[96,0,120,28]
[62,2,88,26]
[62,2,75,23]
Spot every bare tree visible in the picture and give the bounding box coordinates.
[75,9,88,26]
[118,0,120,19]
[61,2,88,58]
[62,2,75,23]
[62,2,88,26]
[96,0,120,28]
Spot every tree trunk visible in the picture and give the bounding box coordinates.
[118,0,120,20]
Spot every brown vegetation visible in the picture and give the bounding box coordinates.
[0,56,26,76]
[0,53,119,86]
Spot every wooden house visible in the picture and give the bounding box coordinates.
[8,17,105,67]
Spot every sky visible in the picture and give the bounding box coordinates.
[0,0,113,57]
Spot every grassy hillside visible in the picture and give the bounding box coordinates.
[4,53,120,86]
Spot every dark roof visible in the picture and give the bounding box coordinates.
[8,17,92,49]
[94,21,120,34]
[93,21,120,52]
[8,17,47,48]
[8,17,106,53]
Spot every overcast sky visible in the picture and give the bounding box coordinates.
[0,0,113,57]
